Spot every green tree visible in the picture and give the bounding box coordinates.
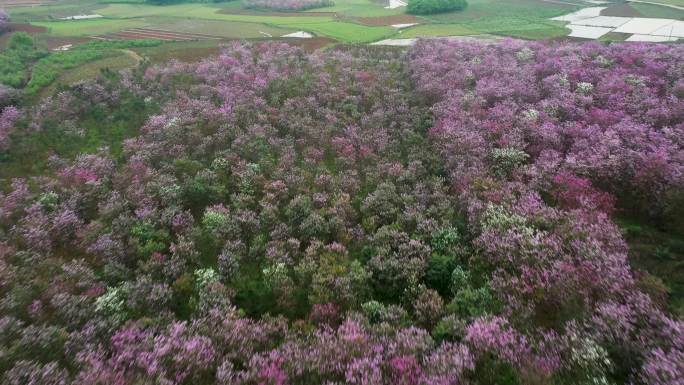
[407,0,467,15]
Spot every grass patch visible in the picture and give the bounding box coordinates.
[398,23,476,37]
[25,40,161,95]
[39,51,138,97]
[423,0,575,23]
[630,2,684,18]
[303,21,394,42]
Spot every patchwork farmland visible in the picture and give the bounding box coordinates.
[92,28,222,42]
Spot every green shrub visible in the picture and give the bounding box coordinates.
[0,32,48,88]
[407,0,467,15]
[361,300,386,323]
[426,253,458,295]
[130,221,170,258]
[24,40,162,94]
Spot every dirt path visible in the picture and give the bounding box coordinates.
[121,48,144,64]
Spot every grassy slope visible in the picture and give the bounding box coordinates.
[38,51,137,97]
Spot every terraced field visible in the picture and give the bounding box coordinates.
[93,28,223,42]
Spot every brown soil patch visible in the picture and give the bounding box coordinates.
[276,36,336,51]
[96,28,222,42]
[217,7,337,17]
[44,36,90,50]
[356,14,423,26]
[8,22,47,34]
[145,46,222,63]
[0,24,48,49]
[601,32,631,41]
[601,3,644,17]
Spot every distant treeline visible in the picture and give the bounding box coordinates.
[144,0,231,4]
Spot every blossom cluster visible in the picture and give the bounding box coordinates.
[408,39,684,385]
[0,40,682,384]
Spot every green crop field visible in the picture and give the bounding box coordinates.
[398,23,476,38]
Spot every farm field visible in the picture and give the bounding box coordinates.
[634,0,684,7]
[4,0,682,54]
[5,0,576,45]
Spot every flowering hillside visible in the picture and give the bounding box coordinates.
[243,0,334,11]
[0,40,682,385]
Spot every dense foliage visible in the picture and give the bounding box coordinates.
[0,37,160,97]
[0,32,48,89]
[0,40,682,385]
[24,39,162,95]
[243,0,333,11]
[407,0,467,15]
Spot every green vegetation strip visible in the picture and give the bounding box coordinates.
[26,40,162,95]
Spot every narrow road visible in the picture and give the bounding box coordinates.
[120,48,144,64]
